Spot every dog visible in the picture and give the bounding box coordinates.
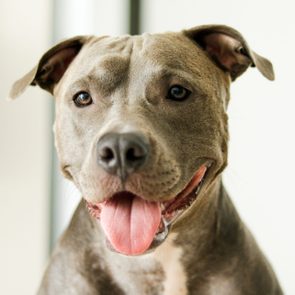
[10,24,282,295]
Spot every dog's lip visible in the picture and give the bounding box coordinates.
[86,161,212,254]
[162,163,209,216]
[86,161,211,218]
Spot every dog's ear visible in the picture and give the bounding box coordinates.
[9,36,92,99]
[183,25,274,81]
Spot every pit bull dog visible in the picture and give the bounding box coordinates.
[10,25,283,294]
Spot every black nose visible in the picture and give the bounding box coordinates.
[97,132,149,180]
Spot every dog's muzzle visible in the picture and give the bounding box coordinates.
[86,160,211,256]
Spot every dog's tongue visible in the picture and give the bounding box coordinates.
[100,193,161,256]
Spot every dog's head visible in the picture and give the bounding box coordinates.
[10,25,274,256]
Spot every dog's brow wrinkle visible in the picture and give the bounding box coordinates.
[86,56,130,95]
[149,67,201,86]
[99,56,130,74]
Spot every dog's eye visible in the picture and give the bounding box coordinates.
[73,91,93,107]
[167,85,191,101]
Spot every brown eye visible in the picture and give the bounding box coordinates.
[167,85,191,101]
[73,91,93,107]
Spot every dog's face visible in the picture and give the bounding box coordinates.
[10,25,274,256]
[54,32,229,202]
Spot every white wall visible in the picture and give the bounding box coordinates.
[141,0,295,294]
[0,0,52,294]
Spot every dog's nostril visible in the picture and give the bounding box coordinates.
[99,147,115,162]
[126,147,145,162]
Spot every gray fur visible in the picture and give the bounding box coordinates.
[10,25,282,294]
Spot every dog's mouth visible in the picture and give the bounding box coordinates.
[86,163,211,256]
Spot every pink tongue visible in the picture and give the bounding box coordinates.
[100,193,161,256]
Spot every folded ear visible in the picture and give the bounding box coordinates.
[9,36,92,99]
[183,25,274,81]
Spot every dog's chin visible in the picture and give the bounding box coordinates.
[86,161,212,256]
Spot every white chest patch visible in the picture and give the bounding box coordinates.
[153,233,188,295]
[208,275,240,295]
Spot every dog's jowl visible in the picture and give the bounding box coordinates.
[10,25,282,295]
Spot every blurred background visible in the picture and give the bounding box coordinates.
[0,0,294,294]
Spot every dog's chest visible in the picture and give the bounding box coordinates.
[153,233,188,295]
[107,234,188,295]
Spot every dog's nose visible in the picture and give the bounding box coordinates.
[97,132,149,180]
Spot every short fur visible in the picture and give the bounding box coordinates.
[10,25,282,294]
